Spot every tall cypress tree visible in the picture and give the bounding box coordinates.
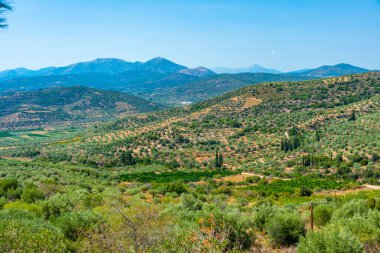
[215,150,219,168]
[218,153,223,169]
[349,109,356,121]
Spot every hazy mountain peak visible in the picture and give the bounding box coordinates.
[212,65,282,74]
[141,57,187,73]
[177,66,216,77]
[298,63,369,77]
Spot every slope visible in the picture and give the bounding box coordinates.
[0,86,163,129]
[26,72,380,175]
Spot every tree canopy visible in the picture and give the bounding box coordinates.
[0,1,12,28]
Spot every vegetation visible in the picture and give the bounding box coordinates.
[0,86,163,129]
[0,1,12,29]
[0,73,379,252]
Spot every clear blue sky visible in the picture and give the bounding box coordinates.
[0,0,379,71]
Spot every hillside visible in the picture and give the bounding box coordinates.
[146,72,315,104]
[23,72,379,175]
[1,73,379,253]
[299,63,370,77]
[0,86,162,129]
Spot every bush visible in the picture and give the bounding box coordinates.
[157,181,188,195]
[53,210,102,240]
[181,194,203,211]
[0,178,18,194]
[40,194,74,219]
[21,185,45,203]
[198,211,255,251]
[3,201,43,217]
[252,205,277,230]
[299,186,313,197]
[314,205,333,227]
[266,211,305,246]
[298,225,363,253]
[0,212,68,252]
[332,199,367,220]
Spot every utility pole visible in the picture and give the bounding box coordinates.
[310,202,314,230]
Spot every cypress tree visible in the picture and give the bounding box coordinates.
[218,153,223,168]
[349,109,356,121]
[215,150,220,168]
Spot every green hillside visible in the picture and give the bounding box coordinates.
[0,86,162,129]
[0,72,379,252]
[17,72,378,175]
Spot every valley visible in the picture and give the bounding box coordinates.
[0,72,379,252]
[1,1,379,252]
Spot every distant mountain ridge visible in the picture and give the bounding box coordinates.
[289,63,370,77]
[0,57,208,81]
[212,64,282,74]
[0,59,373,107]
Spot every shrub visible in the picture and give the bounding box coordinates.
[3,201,43,217]
[21,185,45,203]
[314,205,333,227]
[198,211,255,251]
[0,178,18,194]
[181,194,203,211]
[40,194,74,219]
[299,186,313,197]
[332,199,367,220]
[266,211,305,246]
[298,225,363,253]
[0,213,68,252]
[53,210,102,240]
[252,205,277,230]
[157,181,187,195]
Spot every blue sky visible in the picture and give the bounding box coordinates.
[0,0,379,71]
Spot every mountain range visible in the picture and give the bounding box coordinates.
[0,57,197,81]
[212,64,282,74]
[0,58,374,107]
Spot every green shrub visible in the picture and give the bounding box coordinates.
[0,178,18,194]
[157,181,188,195]
[314,205,333,227]
[3,201,43,217]
[332,199,367,220]
[298,226,363,253]
[0,212,68,252]
[40,194,74,219]
[21,185,45,203]
[181,194,203,211]
[266,211,305,246]
[252,205,277,230]
[299,186,313,197]
[199,211,255,251]
[53,210,102,240]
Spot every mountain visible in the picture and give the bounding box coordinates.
[0,57,189,81]
[0,70,312,105]
[145,72,314,104]
[297,63,370,77]
[212,64,282,74]
[46,58,143,75]
[139,57,187,73]
[286,68,313,74]
[0,86,163,129]
[178,67,216,77]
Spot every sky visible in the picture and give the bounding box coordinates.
[0,0,379,71]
